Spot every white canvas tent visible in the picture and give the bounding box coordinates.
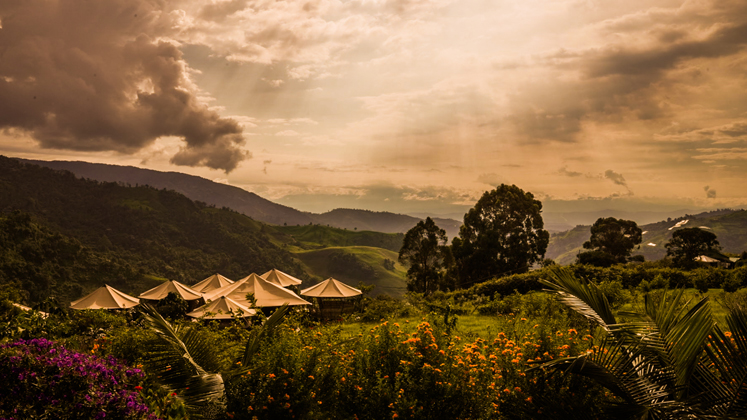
[261,269,303,287]
[186,296,256,319]
[301,278,362,298]
[191,274,234,293]
[70,285,140,310]
[139,280,203,301]
[204,273,311,307]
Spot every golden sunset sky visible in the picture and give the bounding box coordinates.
[1,0,746,217]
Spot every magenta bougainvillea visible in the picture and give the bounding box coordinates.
[0,338,158,420]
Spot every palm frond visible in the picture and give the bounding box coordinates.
[138,303,226,419]
[542,266,616,330]
[241,304,289,367]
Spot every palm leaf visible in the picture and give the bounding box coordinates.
[138,303,226,419]
[241,304,289,367]
[542,266,617,330]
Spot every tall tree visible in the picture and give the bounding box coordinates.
[398,217,450,295]
[666,227,720,268]
[450,184,549,288]
[577,217,642,266]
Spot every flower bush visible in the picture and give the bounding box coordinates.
[0,338,158,420]
[225,310,611,419]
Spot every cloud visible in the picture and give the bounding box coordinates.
[558,166,583,177]
[506,0,747,144]
[477,173,506,187]
[604,169,628,189]
[704,185,716,199]
[0,0,248,172]
[275,130,301,136]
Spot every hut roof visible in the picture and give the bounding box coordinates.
[70,285,140,310]
[191,274,234,293]
[139,280,203,301]
[261,269,303,287]
[301,278,362,298]
[186,296,256,319]
[204,273,310,307]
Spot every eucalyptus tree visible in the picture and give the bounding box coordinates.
[577,217,643,266]
[398,217,451,295]
[666,227,720,268]
[450,184,549,288]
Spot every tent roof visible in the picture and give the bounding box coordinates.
[695,255,721,263]
[204,273,311,307]
[70,285,140,310]
[191,274,234,293]
[301,278,362,298]
[261,269,303,287]
[139,280,203,301]
[187,296,256,319]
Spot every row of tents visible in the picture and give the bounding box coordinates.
[69,269,363,320]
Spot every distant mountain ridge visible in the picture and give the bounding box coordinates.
[19,159,462,238]
[546,209,747,265]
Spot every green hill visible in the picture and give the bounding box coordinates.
[546,225,592,265]
[292,246,407,298]
[274,224,404,252]
[0,156,307,305]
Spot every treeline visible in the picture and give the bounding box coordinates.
[446,263,747,303]
[0,157,306,305]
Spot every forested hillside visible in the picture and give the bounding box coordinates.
[0,157,306,305]
[275,224,404,252]
[21,159,463,238]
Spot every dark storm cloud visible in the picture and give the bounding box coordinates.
[508,0,747,144]
[557,166,583,177]
[0,0,248,172]
[704,185,716,199]
[604,170,628,189]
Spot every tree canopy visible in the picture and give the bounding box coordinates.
[666,227,720,268]
[450,184,549,288]
[398,217,450,295]
[576,217,642,266]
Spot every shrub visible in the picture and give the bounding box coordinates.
[723,275,743,293]
[0,338,156,420]
[649,274,669,290]
[359,295,415,322]
[597,280,632,308]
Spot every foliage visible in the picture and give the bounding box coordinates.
[576,249,621,268]
[398,217,451,295]
[275,224,404,252]
[137,303,289,419]
[0,338,156,420]
[534,266,747,419]
[579,217,643,265]
[327,249,378,281]
[450,184,549,288]
[225,311,609,419]
[665,227,721,268]
[0,157,305,305]
[156,292,189,321]
[357,295,417,322]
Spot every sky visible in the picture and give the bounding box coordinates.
[1,0,746,218]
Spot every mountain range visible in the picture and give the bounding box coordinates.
[0,156,410,303]
[545,209,747,264]
[19,159,463,239]
[11,157,747,268]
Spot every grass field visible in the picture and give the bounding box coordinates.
[292,246,408,297]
